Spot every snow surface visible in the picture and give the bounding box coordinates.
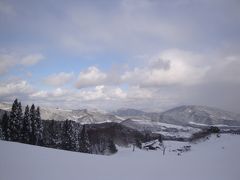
[1,134,240,180]
[189,121,240,128]
[122,119,201,139]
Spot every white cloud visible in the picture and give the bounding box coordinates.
[0,80,33,99]
[122,49,210,87]
[0,51,44,74]
[75,66,107,88]
[126,86,152,99]
[75,86,106,101]
[44,72,74,86]
[73,85,126,101]
[111,87,127,99]
[30,88,69,99]
[29,85,127,105]
[30,90,48,98]
[20,53,44,66]
[0,54,16,74]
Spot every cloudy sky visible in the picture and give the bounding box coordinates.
[0,0,240,112]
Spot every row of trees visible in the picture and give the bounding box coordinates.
[0,99,117,154]
[1,99,43,145]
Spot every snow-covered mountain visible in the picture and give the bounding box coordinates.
[114,105,240,127]
[0,103,123,124]
[158,105,240,127]
[112,108,149,119]
[1,102,240,128]
[40,107,123,123]
[115,106,240,138]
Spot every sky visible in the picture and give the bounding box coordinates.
[0,0,240,112]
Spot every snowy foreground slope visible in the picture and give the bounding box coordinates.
[0,134,240,180]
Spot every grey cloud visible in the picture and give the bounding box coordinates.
[204,55,240,84]
[0,50,44,74]
[121,49,209,87]
[2,0,239,55]
[178,82,240,113]
[149,58,171,70]
[0,0,240,112]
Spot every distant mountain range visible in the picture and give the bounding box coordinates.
[1,102,240,129]
[1,102,240,148]
[0,103,123,123]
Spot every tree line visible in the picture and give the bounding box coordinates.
[0,99,93,153]
[1,99,43,145]
[0,99,118,154]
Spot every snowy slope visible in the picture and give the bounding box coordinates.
[1,134,240,180]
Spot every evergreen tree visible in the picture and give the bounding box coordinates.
[9,99,22,141]
[62,120,77,151]
[79,125,91,153]
[0,125,3,140]
[135,139,142,149]
[108,139,117,154]
[35,107,43,145]
[1,112,10,140]
[30,104,37,144]
[17,102,23,141]
[49,120,58,146]
[22,105,32,143]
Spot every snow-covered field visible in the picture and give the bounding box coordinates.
[0,134,240,180]
[122,119,202,139]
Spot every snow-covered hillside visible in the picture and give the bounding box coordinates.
[114,105,240,130]
[0,134,240,180]
[121,119,201,139]
[112,108,151,119]
[159,105,240,127]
